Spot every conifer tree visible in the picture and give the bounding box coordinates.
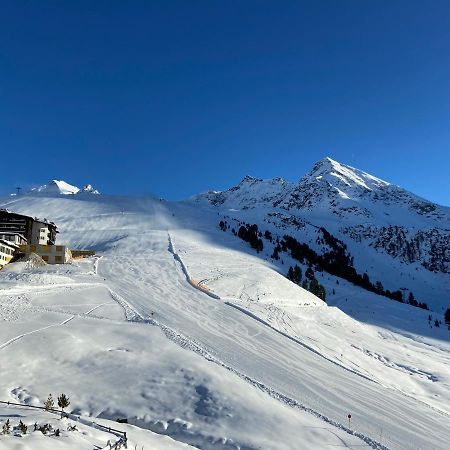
[287,266,294,281]
[318,284,327,302]
[445,308,450,327]
[44,393,54,411]
[2,419,11,435]
[309,278,320,296]
[272,246,279,260]
[294,265,302,284]
[305,266,314,280]
[57,394,70,419]
[375,281,384,294]
[18,420,27,435]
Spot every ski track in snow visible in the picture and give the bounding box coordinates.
[0,294,122,351]
[94,231,399,449]
[0,315,75,351]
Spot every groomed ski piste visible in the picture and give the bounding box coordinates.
[0,193,449,449]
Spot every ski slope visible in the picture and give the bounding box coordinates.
[1,193,449,449]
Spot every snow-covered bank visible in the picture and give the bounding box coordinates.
[0,403,189,449]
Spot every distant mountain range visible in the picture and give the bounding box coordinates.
[28,180,100,196]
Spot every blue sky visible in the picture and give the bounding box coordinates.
[1,1,449,204]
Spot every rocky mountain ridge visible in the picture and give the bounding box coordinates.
[194,158,450,298]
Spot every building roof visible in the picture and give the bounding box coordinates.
[0,232,27,238]
[0,210,57,230]
[0,239,19,249]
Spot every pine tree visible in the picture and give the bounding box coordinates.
[2,419,11,435]
[257,238,263,253]
[305,266,314,280]
[18,420,27,435]
[287,266,294,281]
[44,393,54,411]
[294,265,302,284]
[362,272,371,289]
[318,284,327,302]
[57,394,70,419]
[445,308,450,326]
[272,246,279,260]
[375,281,384,294]
[309,278,320,296]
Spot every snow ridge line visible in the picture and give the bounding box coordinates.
[167,233,220,300]
[165,233,389,450]
[94,255,102,274]
[107,287,143,322]
[226,301,378,384]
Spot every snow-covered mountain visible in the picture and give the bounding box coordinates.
[196,157,450,223]
[29,180,100,196]
[281,157,450,224]
[0,180,449,449]
[194,157,450,309]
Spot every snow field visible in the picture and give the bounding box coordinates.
[0,193,449,449]
[0,247,368,449]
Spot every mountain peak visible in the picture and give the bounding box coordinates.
[239,175,259,184]
[238,175,288,186]
[30,180,80,195]
[29,180,100,196]
[305,157,390,192]
[80,184,100,195]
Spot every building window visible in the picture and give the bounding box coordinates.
[55,255,62,262]
[42,255,49,262]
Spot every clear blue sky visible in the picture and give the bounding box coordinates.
[1,1,449,204]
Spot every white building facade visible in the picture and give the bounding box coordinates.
[0,232,27,246]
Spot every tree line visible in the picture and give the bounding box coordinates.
[219,219,429,310]
[287,264,326,301]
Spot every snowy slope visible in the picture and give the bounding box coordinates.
[0,404,188,450]
[0,192,449,449]
[194,157,450,311]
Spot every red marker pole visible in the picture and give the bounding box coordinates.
[348,414,352,427]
